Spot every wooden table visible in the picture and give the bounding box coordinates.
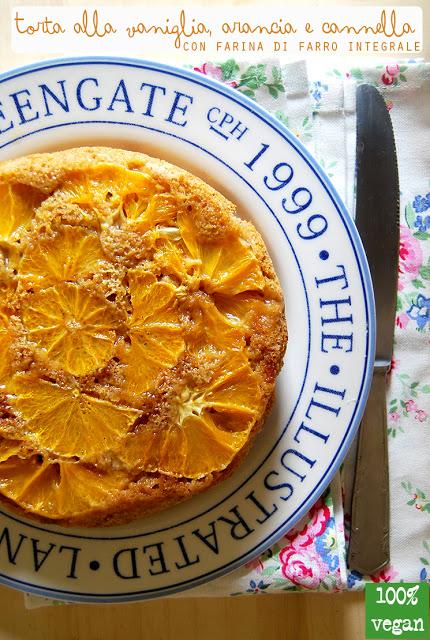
[0,585,366,640]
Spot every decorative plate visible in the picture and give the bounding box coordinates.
[0,57,374,603]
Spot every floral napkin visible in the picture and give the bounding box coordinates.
[24,58,430,607]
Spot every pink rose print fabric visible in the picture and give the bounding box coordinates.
[398,226,423,291]
[280,545,329,589]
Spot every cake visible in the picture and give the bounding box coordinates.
[0,147,287,526]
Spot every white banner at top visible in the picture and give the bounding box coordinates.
[11,6,423,59]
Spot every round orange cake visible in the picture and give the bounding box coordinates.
[0,147,287,526]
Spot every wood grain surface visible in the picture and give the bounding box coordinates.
[0,585,366,640]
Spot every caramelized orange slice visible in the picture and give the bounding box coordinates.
[0,455,128,519]
[0,309,14,387]
[123,192,178,231]
[168,211,266,295]
[9,375,140,459]
[120,270,184,394]
[120,350,262,478]
[22,283,122,375]
[0,436,23,463]
[185,297,245,354]
[153,238,199,283]
[214,292,281,334]
[19,226,106,288]
[0,182,43,243]
[57,165,159,228]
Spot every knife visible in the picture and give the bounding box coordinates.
[347,84,400,575]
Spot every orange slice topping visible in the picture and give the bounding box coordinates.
[120,270,184,394]
[185,297,245,354]
[151,213,265,296]
[9,375,140,459]
[21,283,122,376]
[0,182,43,244]
[120,350,262,478]
[0,454,127,519]
[123,192,178,231]
[57,165,159,228]
[19,226,106,288]
[0,436,23,463]
[0,309,14,387]
[177,212,265,295]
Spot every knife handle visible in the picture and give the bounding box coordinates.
[348,365,390,575]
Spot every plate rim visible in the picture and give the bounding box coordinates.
[0,55,376,603]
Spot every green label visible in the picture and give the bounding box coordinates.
[365,583,429,639]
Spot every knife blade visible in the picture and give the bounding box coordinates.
[347,84,400,575]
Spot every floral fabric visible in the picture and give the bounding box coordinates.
[24,59,430,607]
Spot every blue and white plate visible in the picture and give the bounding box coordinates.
[0,57,375,603]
